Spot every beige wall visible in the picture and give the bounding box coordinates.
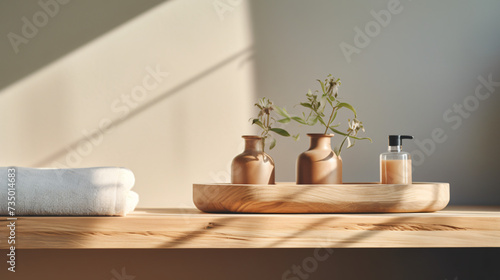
[0,0,254,208]
[1,1,499,279]
[1,0,500,207]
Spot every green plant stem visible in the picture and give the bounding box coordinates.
[338,135,349,156]
[261,112,270,151]
[266,113,270,133]
[324,107,336,134]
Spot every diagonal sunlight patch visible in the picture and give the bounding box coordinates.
[0,0,256,208]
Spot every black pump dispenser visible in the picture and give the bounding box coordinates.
[380,135,414,184]
[388,135,413,147]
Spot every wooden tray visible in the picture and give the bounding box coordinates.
[193,182,450,213]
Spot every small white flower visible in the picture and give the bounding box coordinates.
[332,83,339,95]
[348,118,365,135]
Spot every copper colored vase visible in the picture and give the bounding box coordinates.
[231,136,275,184]
[297,134,342,184]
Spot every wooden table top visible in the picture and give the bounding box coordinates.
[1,206,499,249]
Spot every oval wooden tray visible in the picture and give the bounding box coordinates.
[193,182,450,213]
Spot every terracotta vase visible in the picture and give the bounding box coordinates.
[231,135,275,184]
[296,134,342,184]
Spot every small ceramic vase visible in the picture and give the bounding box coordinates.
[231,135,275,184]
[297,134,342,184]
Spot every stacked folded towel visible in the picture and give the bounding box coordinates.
[0,167,138,216]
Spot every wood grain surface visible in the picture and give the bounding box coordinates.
[1,206,499,249]
[193,182,450,213]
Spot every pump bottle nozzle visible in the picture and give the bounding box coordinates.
[388,135,414,146]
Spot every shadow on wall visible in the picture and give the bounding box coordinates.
[1,0,256,208]
[0,0,169,91]
[33,47,253,167]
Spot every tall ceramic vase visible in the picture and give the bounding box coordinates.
[231,135,275,184]
[297,134,342,184]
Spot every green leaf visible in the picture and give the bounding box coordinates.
[278,118,291,123]
[347,137,352,148]
[300,102,313,109]
[318,97,328,114]
[336,102,357,117]
[269,138,276,150]
[328,124,340,129]
[330,129,347,136]
[329,128,372,142]
[274,106,291,118]
[333,109,339,121]
[317,79,326,94]
[270,128,291,137]
[307,116,319,126]
[317,116,327,127]
[252,119,265,129]
[333,146,340,157]
[326,97,334,107]
[292,134,300,141]
[258,97,266,107]
[291,116,307,125]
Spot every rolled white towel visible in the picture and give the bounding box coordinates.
[0,167,138,216]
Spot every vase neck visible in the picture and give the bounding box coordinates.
[308,134,332,150]
[243,136,263,152]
